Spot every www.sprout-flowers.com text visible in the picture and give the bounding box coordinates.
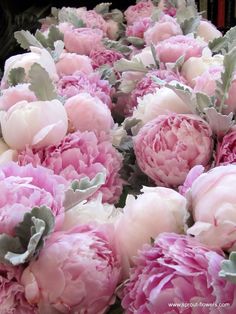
[168,302,230,309]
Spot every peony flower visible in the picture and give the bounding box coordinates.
[115,187,188,273]
[0,263,38,313]
[120,233,236,314]
[18,131,123,204]
[0,138,17,165]
[106,19,120,40]
[1,47,58,88]
[21,224,121,314]
[187,165,236,251]
[62,194,120,230]
[0,84,36,111]
[158,0,177,16]
[76,9,108,33]
[179,165,205,196]
[130,69,187,108]
[131,87,192,129]
[89,49,123,69]
[124,0,154,25]
[63,25,104,55]
[56,52,93,77]
[126,17,152,38]
[0,162,66,235]
[144,15,182,45]
[216,128,236,165]
[155,35,208,64]
[0,99,68,150]
[131,46,155,67]
[181,54,224,86]
[64,93,114,134]
[197,20,222,43]
[57,71,113,109]
[134,114,213,187]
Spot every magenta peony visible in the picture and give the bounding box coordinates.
[120,233,236,314]
[21,224,121,314]
[64,93,114,134]
[0,263,38,313]
[89,49,123,69]
[216,129,236,165]
[0,162,66,235]
[18,131,123,203]
[155,35,208,63]
[134,114,213,187]
[187,165,236,251]
[57,71,113,109]
[144,15,182,45]
[124,0,154,25]
[126,17,152,38]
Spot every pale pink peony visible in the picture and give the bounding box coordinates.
[89,49,123,69]
[124,0,154,25]
[179,165,205,196]
[120,233,236,314]
[155,35,208,63]
[126,17,152,38]
[106,19,120,40]
[0,162,66,235]
[144,15,182,45]
[197,20,222,43]
[134,114,213,187]
[77,9,108,33]
[0,99,68,150]
[18,131,123,204]
[0,263,38,313]
[0,84,36,111]
[63,26,104,55]
[57,71,113,109]
[158,0,177,16]
[56,52,93,77]
[216,128,236,165]
[64,93,114,134]
[115,187,188,274]
[21,224,121,314]
[187,165,236,251]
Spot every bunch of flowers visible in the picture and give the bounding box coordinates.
[1,0,236,313]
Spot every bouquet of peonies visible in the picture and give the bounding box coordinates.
[2,0,236,313]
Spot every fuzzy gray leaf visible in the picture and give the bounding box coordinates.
[220,252,236,284]
[114,58,148,73]
[14,30,43,50]
[8,67,26,86]
[94,3,112,15]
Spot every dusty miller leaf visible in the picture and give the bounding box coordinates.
[98,65,117,86]
[51,40,65,62]
[29,63,57,101]
[209,26,236,54]
[103,9,124,23]
[219,252,236,284]
[103,39,131,55]
[126,37,145,49]
[216,47,236,113]
[94,3,112,15]
[14,30,43,50]
[47,25,64,49]
[114,58,148,73]
[35,30,48,48]
[8,67,26,86]
[0,235,22,265]
[64,172,106,210]
[58,7,85,28]
[181,16,200,35]
[150,43,160,69]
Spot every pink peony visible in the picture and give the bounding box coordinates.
[0,162,66,235]
[187,165,236,251]
[57,71,113,109]
[197,20,222,43]
[134,114,213,188]
[56,52,93,77]
[155,35,208,63]
[64,93,114,134]
[130,69,186,108]
[144,15,182,45]
[158,0,177,17]
[63,26,104,55]
[120,233,236,314]
[77,9,108,33]
[179,165,205,196]
[0,263,38,313]
[216,129,236,165]
[89,49,123,70]
[124,0,154,25]
[0,84,36,111]
[21,224,121,314]
[18,131,123,204]
[126,17,152,38]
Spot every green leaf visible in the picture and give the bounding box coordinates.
[98,65,117,86]
[209,26,236,54]
[94,3,112,15]
[181,16,200,35]
[29,63,57,101]
[0,206,55,266]
[126,37,145,49]
[216,47,236,113]
[64,172,106,211]
[58,7,85,28]
[103,9,124,23]
[150,43,159,69]
[8,67,26,86]
[47,25,64,49]
[35,30,48,48]
[114,58,148,73]
[151,8,162,22]
[176,6,198,26]
[51,40,65,62]
[103,39,132,55]
[14,30,43,50]
[119,80,137,93]
[171,55,185,71]
[195,92,214,113]
[219,252,236,284]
